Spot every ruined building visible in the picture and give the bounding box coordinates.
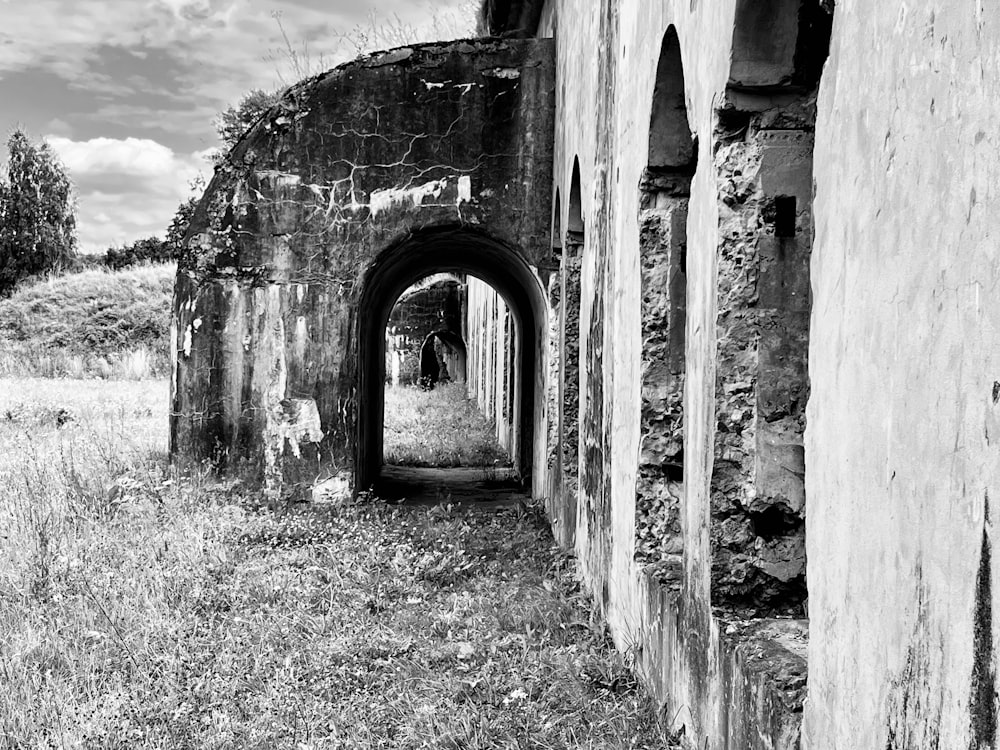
[170,1,1000,747]
[384,274,465,388]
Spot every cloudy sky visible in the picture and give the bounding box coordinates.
[0,0,475,253]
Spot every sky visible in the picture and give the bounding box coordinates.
[0,0,476,253]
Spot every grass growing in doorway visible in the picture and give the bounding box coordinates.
[383,382,510,469]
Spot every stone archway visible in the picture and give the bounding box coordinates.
[169,39,555,496]
[358,226,548,492]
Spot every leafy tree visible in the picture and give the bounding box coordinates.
[104,236,174,270]
[166,196,198,251]
[215,88,281,155]
[0,129,77,295]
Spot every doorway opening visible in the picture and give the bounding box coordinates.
[358,227,547,505]
[381,273,514,503]
[634,25,696,583]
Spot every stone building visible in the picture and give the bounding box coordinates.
[171,0,1000,747]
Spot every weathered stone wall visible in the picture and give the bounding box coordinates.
[711,125,813,617]
[635,182,686,583]
[805,3,1000,748]
[171,38,555,491]
[525,0,1000,746]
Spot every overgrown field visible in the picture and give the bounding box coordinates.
[0,264,174,379]
[383,382,509,468]
[0,379,674,749]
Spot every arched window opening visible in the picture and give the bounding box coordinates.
[634,26,694,585]
[551,189,563,256]
[709,1,833,616]
[648,28,696,173]
[546,159,585,544]
[568,159,585,241]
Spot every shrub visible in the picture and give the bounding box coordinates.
[103,237,175,270]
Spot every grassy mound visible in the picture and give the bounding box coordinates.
[0,264,174,378]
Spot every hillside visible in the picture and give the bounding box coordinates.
[0,264,175,378]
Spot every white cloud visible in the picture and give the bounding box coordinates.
[0,0,476,93]
[0,0,477,251]
[43,135,212,253]
[154,0,237,23]
[48,136,180,177]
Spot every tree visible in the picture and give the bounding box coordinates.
[103,236,174,270]
[215,88,281,155]
[0,129,77,295]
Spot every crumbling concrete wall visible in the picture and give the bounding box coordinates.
[523,0,1000,746]
[171,38,555,491]
[527,0,824,746]
[805,3,1000,748]
[711,125,813,617]
[635,178,687,584]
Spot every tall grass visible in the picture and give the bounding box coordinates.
[0,264,174,379]
[383,382,509,467]
[0,345,163,380]
[0,378,676,748]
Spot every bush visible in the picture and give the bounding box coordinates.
[103,237,175,270]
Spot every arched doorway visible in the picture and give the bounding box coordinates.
[418,329,467,388]
[710,0,832,614]
[634,25,696,582]
[358,226,548,493]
